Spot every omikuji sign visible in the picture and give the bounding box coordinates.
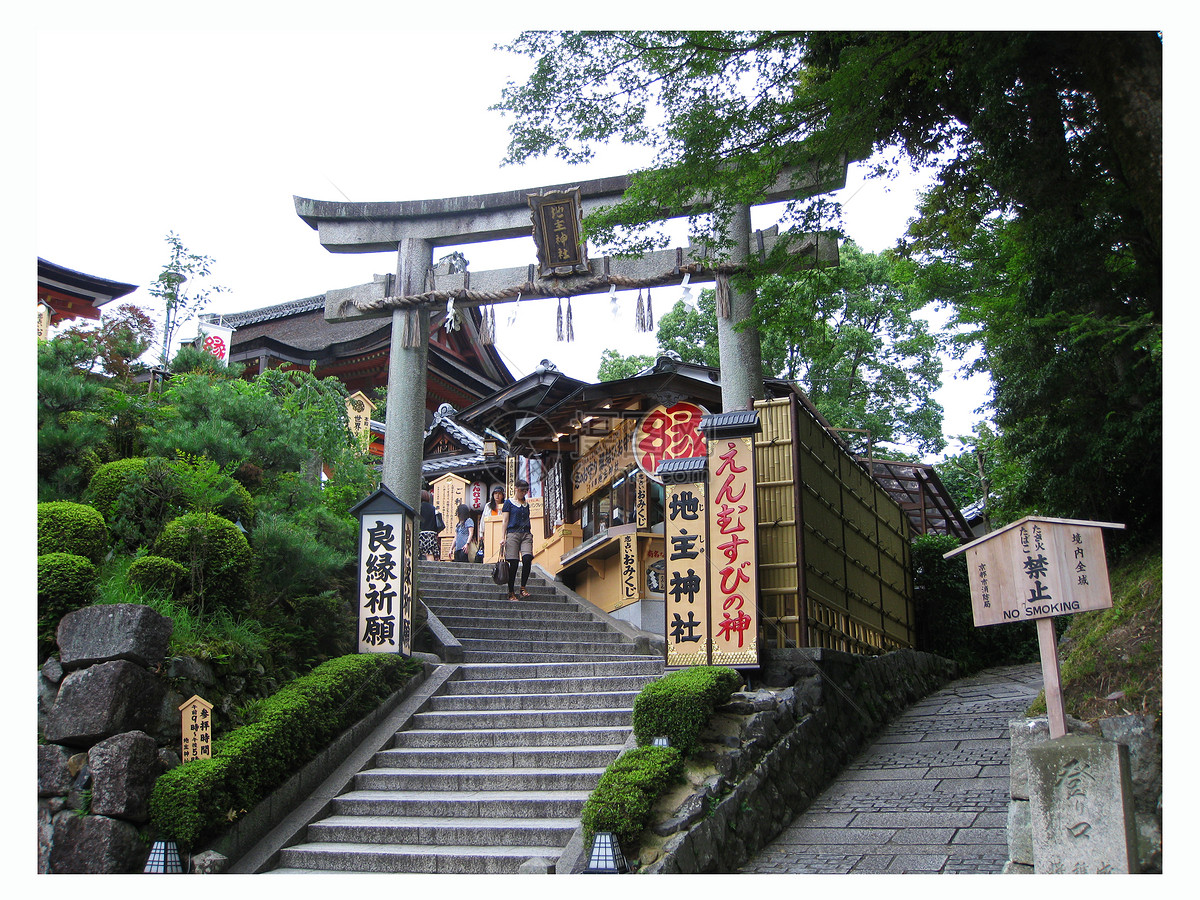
[349,486,417,656]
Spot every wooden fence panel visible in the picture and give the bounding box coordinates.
[753,396,915,655]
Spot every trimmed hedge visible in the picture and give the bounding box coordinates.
[631,665,742,754]
[84,457,151,522]
[581,746,684,853]
[38,552,98,660]
[127,555,189,599]
[37,501,109,564]
[152,512,253,609]
[148,652,422,848]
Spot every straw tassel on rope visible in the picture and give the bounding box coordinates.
[635,289,647,332]
[556,297,564,342]
[566,297,574,342]
[645,288,653,330]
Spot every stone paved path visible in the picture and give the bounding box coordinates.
[740,663,1043,874]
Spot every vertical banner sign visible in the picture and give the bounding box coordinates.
[178,695,213,763]
[659,457,710,667]
[469,481,486,511]
[620,534,640,605]
[196,322,235,364]
[349,486,416,656]
[708,436,760,666]
[635,473,649,530]
[528,188,589,275]
[701,411,762,669]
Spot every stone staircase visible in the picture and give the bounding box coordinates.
[268,560,663,874]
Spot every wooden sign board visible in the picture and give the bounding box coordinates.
[350,485,417,657]
[707,435,759,667]
[178,695,214,763]
[945,515,1124,739]
[634,402,709,483]
[663,471,711,668]
[529,188,588,276]
[573,416,638,502]
[949,517,1122,627]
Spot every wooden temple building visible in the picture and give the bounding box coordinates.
[38,258,139,340]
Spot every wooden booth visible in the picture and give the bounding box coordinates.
[455,357,933,660]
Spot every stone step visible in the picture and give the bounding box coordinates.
[448,626,627,646]
[458,650,655,664]
[453,660,663,680]
[274,841,557,874]
[305,814,577,848]
[353,766,605,792]
[408,707,633,730]
[425,596,572,614]
[455,637,646,655]
[374,744,624,769]
[389,725,632,749]
[440,674,659,695]
[434,607,597,626]
[331,789,590,819]
[426,690,640,712]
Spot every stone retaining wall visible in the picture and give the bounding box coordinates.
[636,647,959,873]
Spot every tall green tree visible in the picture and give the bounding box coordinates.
[651,243,945,456]
[596,349,656,381]
[495,31,1161,531]
[148,232,228,367]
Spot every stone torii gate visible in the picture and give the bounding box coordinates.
[294,162,847,509]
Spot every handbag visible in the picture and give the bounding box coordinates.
[491,558,510,585]
[434,510,446,532]
[466,538,479,560]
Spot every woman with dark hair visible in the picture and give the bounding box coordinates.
[452,503,476,562]
[501,479,534,600]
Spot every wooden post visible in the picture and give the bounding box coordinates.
[1036,617,1068,739]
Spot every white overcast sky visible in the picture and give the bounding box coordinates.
[13,4,1188,465]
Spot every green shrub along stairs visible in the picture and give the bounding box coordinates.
[267,560,664,874]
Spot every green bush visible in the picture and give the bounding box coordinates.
[153,512,253,611]
[249,512,350,606]
[84,457,151,522]
[581,745,684,854]
[912,533,1039,671]
[127,555,189,599]
[631,666,742,754]
[38,552,98,660]
[37,501,109,565]
[148,653,421,847]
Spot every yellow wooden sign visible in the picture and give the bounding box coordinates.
[345,391,376,441]
[178,695,214,763]
[572,417,638,502]
[948,516,1123,627]
[664,479,710,667]
[707,435,759,666]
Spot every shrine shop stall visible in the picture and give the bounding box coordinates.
[453,356,968,657]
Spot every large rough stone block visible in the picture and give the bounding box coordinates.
[89,731,159,822]
[38,743,72,797]
[49,811,149,873]
[1008,716,1093,800]
[1028,734,1138,873]
[44,660,165,747]
[57,603,173,672]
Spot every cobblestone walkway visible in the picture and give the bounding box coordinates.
[740,663,1043,874]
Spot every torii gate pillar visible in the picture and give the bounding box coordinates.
[382,238,432,506]
[716,203,765,410]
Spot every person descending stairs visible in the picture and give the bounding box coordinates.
[268,559,664,874]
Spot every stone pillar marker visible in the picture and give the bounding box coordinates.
[1028,734,1138,873]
